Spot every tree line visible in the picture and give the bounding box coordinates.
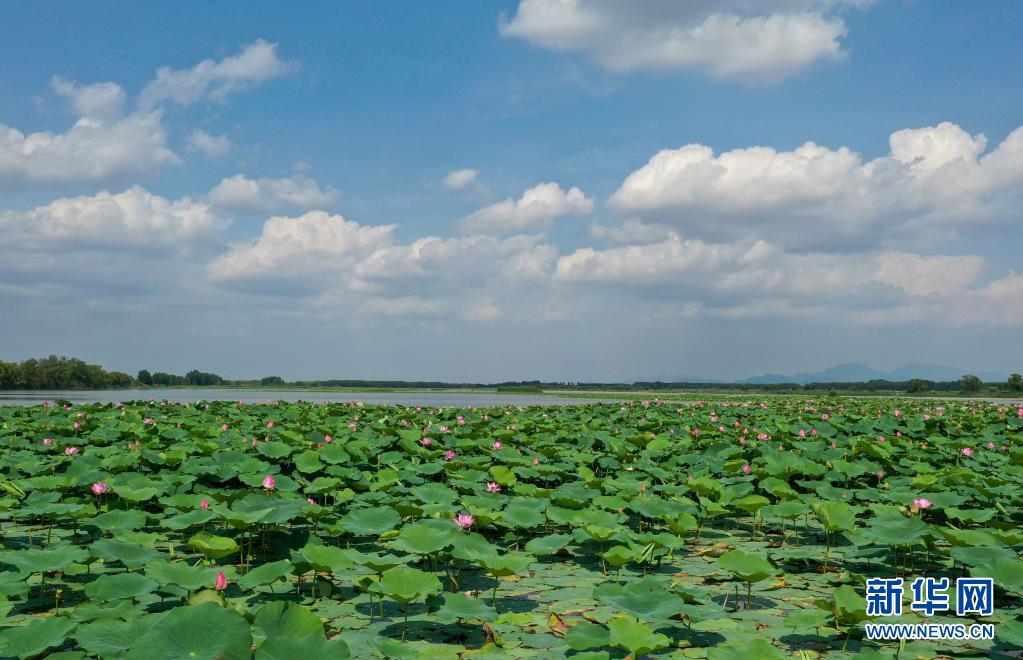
[1,355,1021,393]
[0,356,134,390]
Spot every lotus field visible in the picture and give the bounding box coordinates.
[1,398,1022,658]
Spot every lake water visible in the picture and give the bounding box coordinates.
[0,389,614,407]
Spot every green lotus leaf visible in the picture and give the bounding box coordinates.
[428,592,498,623]
[0,616,76,659]
[812,501,858,532]
[89,538,162,569]
[340,507,401,536]
[971,559,1023,594]
[296,543,353,574]
[593,576,685,621]
[607,616,671,657]
[257,635,351,660]
[717,550,779,584]
[390,520,455,555]
[253,601,325,642]
[75,616,158,657]
[565,620,611,651]
[237,559,294,590]
[145,560,219,592]
[374,567,442,603]
[6,544,88,574]
[188,531,240,559]
[524,533,573,555]
[707,638,786,659]
[83,572,158,601]
[126,603,252,660]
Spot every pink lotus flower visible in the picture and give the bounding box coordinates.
[201,499,209,510]
[961,447,973,457]
[797,429,806,437]
[452,513,475,529]
[73,422,81,430]
[533,457,539,465]
[65,446,79,456]
[262,475,276,490]
[742,464,751,474]
[690,429,700,437]
[42,438,53,446]
[307,498,315,505]
[875,470,885,479]
[912,498,932,510]
[491,441,502,450]
[893,409,902,417]
[347,422,358,430]
[91,482,109,495]
[266,421,275,428]
[444,450,456,460]
[486,482,501,493]
[438,425,449,432]
[421,437,432,447]
[986,442,995,450]
[143,418,154,425]
[214,571,228,591]
[757,433,768,441]
[324,434,332,443]
[820,413,830,421]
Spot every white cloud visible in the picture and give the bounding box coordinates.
[0,111,178,186]
[552,233,1016,324]
[443,168,481,191]
[610,122,1023,249]
[500,0,868,82]
[138,39,296,110]
[460,182,593,234]
[208,210,395,283]
[0,186,225,251]
[208,174,339,213]
[50,76,126,119]
[187,130,233,157]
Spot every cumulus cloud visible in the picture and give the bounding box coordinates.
[500,0,868,82]
[0,111,178,187]
[610,122,1023,249]
[208,174,339,213]
[443,168,482,191]
[208,210,395,284]
[187,130,233,157]
[138,39,296,110]
[460,182,593,234]
[0,186,225,251]
[552,232,1021,325]
[50,76,127,119]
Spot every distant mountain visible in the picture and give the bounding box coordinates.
[740,363,1009,385]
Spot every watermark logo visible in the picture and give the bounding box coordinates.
[864,576,995,641]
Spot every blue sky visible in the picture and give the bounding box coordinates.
[1,1,1021,381]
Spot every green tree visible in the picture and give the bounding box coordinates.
[960,374,983,393]
[1008,373,1023,392]
[137,369,153,385]
[907,378,929,393]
